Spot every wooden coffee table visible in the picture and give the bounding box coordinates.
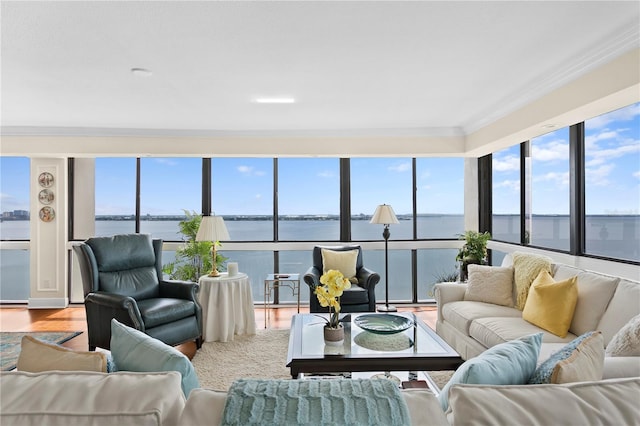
[286,313,462,380]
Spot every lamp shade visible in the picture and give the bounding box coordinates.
[196,215,230,242]
[370,204,399,225]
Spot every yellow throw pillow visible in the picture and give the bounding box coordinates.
[321,249,358,281]
[522,270,578,338]
[17,335,107,372]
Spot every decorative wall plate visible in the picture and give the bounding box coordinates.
[39,206,55,222]
[354,314,413,335]
[38,189,54,205]
[38,172,54,188]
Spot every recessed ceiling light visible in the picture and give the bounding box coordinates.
[131,68,153,77]
[541,123,558,129]
[253,97,295,104]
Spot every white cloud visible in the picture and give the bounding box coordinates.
[419,171,431,180]
[153,158,178,166]
[494,179,519,191]
[633,171,640,179]
[585,104,640,129]
[388,162,411,173]
[532,140,569,162]
[533,171,569,186]
[493,155,519,172]
[585,130,621,149]
[317,170,335,178]
[255,194,262,199]
[586,164,615,186]
[237,165,265,176]
[585,142,640,167]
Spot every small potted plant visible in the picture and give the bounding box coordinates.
[455,230,491,282]
[314,269,351,345]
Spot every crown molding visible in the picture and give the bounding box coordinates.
[463,18,640,134]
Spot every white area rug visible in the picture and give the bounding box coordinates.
[192,328,453,391]
[192,328,291,391]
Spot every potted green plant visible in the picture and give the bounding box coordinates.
[455,230,491,282]
[162,210,227,282]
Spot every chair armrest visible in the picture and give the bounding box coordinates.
[159,280,199,301]
[434,282,467,321]
[356,267,381,290]
[303,266,321,288]
[85,291,144,329]
[86,291,137,310]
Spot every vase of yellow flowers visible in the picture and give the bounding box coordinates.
[315,269,351,346]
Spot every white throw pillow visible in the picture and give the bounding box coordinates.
[463,265,514,307]
[321,249,358,280]
[606,314,640,357]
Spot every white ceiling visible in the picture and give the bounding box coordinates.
[1,1,639,139]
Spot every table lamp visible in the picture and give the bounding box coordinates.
[196,214,230,277]
[370,204,399,312]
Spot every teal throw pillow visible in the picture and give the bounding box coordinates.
[110,319,199,397]
[438,333,542,412]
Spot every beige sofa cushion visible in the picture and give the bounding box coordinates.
[566,271,619,337]
[442,301,521,336]
[598,279,640,345]
[470,317,576,348]
[464,265,514,307]
[181,387,448,426]
[0,371,185,426]
[17,335,107,372]
[446,378,640,426]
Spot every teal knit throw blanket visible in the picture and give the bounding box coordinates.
[221,378,411,426]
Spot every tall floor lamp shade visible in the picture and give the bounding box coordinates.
[196,215,230,277]
[370,204,399,312]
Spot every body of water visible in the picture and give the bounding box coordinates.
[2,215,638,303]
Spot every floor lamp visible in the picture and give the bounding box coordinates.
[196,214,230,277]
[370,204,399,312]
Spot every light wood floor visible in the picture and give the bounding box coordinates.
[0,304,437,360]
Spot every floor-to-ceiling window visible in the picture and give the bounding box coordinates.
[584,103,640,262]
[528,127,570,250]
[416,158,465,298]
[0,156,31,301]
[351,158,413,303]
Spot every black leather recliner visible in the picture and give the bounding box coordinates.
[73,233,203,351]
[303,245,380,313]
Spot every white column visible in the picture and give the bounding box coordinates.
[29,158,68,308]
[464,157,479,232]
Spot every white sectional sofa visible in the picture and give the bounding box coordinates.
[1,371,638,425]
[435,254,640,378]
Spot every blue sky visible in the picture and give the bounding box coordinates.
[492,102,640,215]
[1,103,638,217]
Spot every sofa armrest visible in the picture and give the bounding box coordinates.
[434,282,466,321]
[603,356,640,379]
